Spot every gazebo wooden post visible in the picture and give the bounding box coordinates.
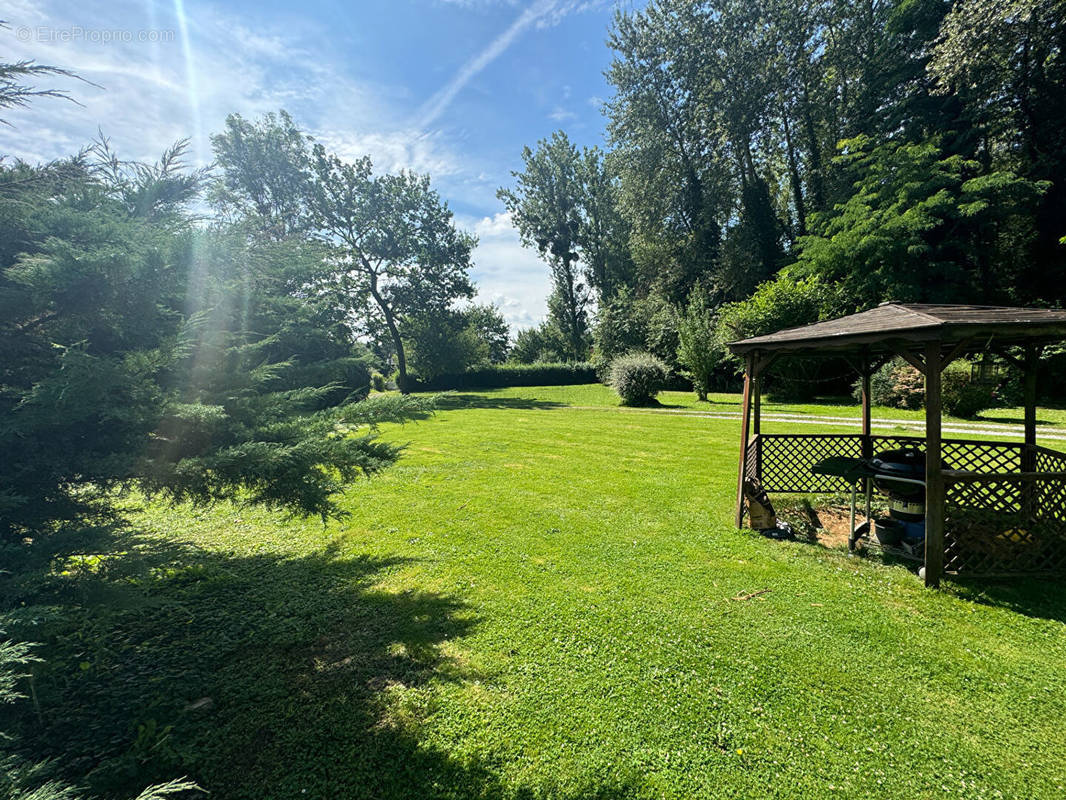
[753,359,762,484]
[924,343,945,588]
[859,353,873,528]
[1023,344,1039,455]
[1022,344,1039,517]
[753,372,762,437]
[860,353,872,457]
[734,353,756,528]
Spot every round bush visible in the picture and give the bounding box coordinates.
[942,370,996,418]
[609,352,669,406]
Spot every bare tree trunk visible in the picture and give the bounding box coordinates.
[781,98,806,237]
[800,81,825,212]
[367,272,409,393]
[560,257,584,360]
[383,307,408,393]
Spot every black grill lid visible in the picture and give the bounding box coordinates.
[871,448,926,478]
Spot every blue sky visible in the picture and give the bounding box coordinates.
[1,0,636,329]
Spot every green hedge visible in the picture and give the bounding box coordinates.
[407,362,598,391]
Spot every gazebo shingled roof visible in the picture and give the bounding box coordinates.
[729,303,1066,355]
[724,303,1066,588]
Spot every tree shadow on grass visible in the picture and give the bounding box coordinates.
[0,523,640,800]
[976,414,1057,427]
[946,576,1066,624]
[435,394,566,411]
[806,395,858,407]
[623,399,686,410]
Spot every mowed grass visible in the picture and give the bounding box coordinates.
[9,386,1066,799]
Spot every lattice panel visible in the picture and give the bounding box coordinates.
[945,474,1066,575]
[1034,446,1066,474]
[1033,446,1066,529]
[1034,476,1066,529]
[755,434,863,493]
[943,440,1024,474]
[870,434,925,455]
[748,434,1066,575]
[744,436,759,485]
[870,436,1024,475]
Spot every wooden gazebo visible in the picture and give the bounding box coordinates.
[728,303,1066,587]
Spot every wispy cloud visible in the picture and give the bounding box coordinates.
[0,1,459,178]
[416,0,593,129]
[1,0,594,330]
[316,127,461,178]
[533,0,605,29]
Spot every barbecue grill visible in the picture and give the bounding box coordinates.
[870,448,927,522]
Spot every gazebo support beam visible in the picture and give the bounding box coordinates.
[924,343,945,588]
[753,372,761,437]
[896,349,927,375]
[1022,345,1040,517]
[753,362,763,494]
[860,354,872,459]
[855,355,874,553]
[1023,345,1039,453]
[938,339,971,372]
[734,354,756,528]
[993,346,1026,371]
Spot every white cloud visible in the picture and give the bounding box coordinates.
[316,127,461,178]
[2,0,48,26]
[0,1,457,178]
[460,211,551,331]
[548,106,577,122]
[0,1,568,329]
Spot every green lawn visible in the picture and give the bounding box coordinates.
[6,386,1066,799]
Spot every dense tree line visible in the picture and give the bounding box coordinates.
[500,0,1066,395]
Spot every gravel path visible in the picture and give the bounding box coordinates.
[564,405,1066,442]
